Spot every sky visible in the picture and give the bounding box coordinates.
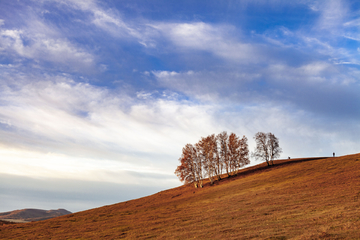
[0,0,359,213]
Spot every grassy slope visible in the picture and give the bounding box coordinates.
[1,154,360,239]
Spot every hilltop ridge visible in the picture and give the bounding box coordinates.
[1,154,360,239]
[0,209,72,222]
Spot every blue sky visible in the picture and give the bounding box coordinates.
[0,0,359,213]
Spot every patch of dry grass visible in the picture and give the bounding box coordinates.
[1,154,360,239]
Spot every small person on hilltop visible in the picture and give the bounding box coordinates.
[333,152,335,157]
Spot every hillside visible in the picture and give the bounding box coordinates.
[0,209,72,223]
[1,154,360,239]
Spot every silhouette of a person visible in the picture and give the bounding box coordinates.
[333,152,335,157]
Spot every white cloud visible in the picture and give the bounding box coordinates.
[344,17,360,27]
[51,0,141,39]
[266,62,333,83]
[0,27,94,70]
[299,62,330,76]
[151,22,261,62]
[266,61,359,86]
[136,91,154,100]
[0,7,95,71]
[92,9,139,37]
[152,69,262,102]
[316,0,348,30]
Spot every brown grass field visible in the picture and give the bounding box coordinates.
[1,153,360,239]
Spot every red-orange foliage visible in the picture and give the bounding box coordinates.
[174,144,203,188]
[196,134,218,185]
[175,131,250,187]
[228,133,250,175]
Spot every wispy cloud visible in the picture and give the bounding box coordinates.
[0,29,93,67]
[49,0,141,39]
[0,10,94,72]
[149,22,263,62]
[316,0,348,30]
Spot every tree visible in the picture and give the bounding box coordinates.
[213,135,222,181]
[268,132,282,165]
[193,145,203,188]
[238,135,250,172]
[228,133,250,175]
[253,132,268,165]
[196,134,217,185]
[217,131,229,177]
[253,132,282,166]
[174,144,202,188]
[228,133,240,175]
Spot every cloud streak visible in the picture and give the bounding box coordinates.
[149,22,262,62]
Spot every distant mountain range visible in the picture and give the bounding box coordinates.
[0,208,72,222]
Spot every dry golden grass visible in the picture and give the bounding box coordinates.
[1,154,360,239]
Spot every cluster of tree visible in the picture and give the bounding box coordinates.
[175,131,250,188]
[175,131,282,188]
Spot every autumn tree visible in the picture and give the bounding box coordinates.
[174,144,202,188]
[217,131,229,177]
[253,132,282,166]
[196,134,217,185]
[193,145,204,188]
[217,131,231,177]
[213,136,222,181]
[238,135,250,173]
[175,131,251,188]
[228,133,240,175]
[228,133,250,175]
[207,134,223,181]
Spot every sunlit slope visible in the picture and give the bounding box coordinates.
[1,154,360,239]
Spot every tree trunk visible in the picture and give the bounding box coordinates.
[209,176,214,185]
